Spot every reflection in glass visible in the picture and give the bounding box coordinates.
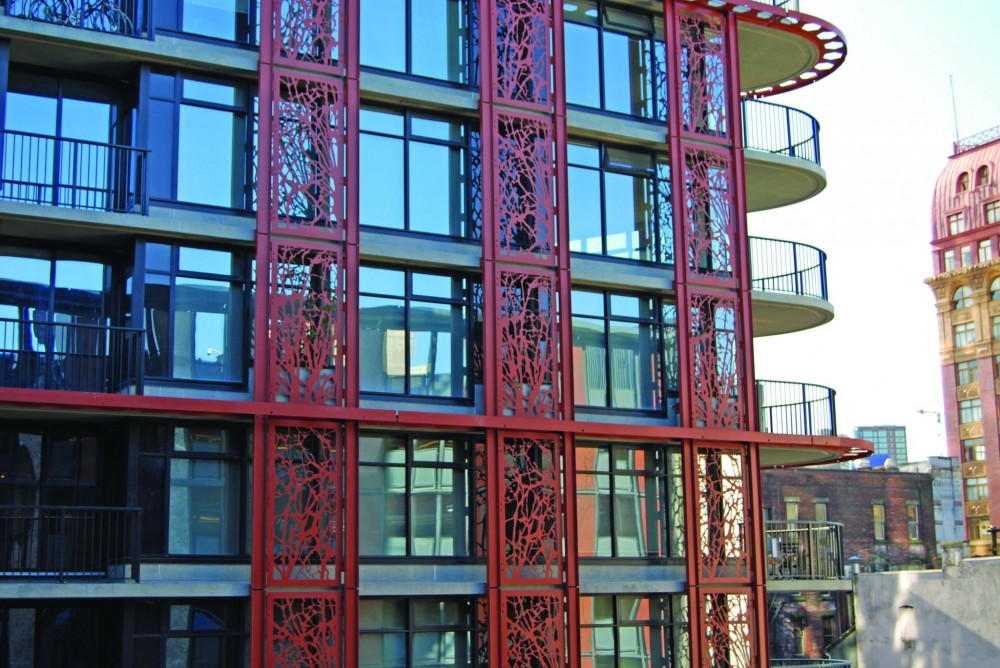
[361,0,471,83]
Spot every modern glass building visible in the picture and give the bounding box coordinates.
[0,0,867,665]
[853,425,908,465]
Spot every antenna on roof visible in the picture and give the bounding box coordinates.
[950,74,961,145]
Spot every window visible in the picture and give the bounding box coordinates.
[987,201,1000,225]
[568,143,672,263]
[148,72,256,210]
[957,172,969,192]
[141,243,248,382]
[580,595,687,668]
[133,600,246,667]
[815,502,828,523]
[576,444,684,558]
[907,505,921,541]
[961,244,973,266]
[959,398,982,424]
[995,354,1000,379]
[359,267,474,398]
[953,286,972,309]
[359,108,479,237]
[785,501,799,522]
[873,503,886,541]
[360,0,474,83]
[572,290,677,412]
[137,423,248,556]
[978,165,990,188]
[957,360,979,385]
[969,517,991,541]
[992,277,1000,300]
[948,212,966,235]
[564,1,667,120]
[359,433,481,557]
[360,598,480,667]
[966,477,988,502]
[964,437,986,462]
[980,240,993,262]
[153,0,255,43]
[994,316,1000,339]
[954,322,975,347]
[943,250,956,272]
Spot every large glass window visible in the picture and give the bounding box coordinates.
[141,242,248,383]
[959,399,982,424]
[952,286,972,309]
[148,72,256,210]
[580,595,688,668]
[963,437,985,462]
[953,322,975,347]
[943,250,955,272]
[360,0,474,83]
[948,211,966,235]
[956,360,978,386]
[360,598,481,667]
[980,240,993,262]
[564,1,666,120]
[133,599,246,667]
[137,423,248,557]
[359,266,474,398]
[360,108,479,237]
[987,201,1000,225]
[576,444,684,558]
[359,433,481,557]
[966,477,988,502]
[568,143,672,263]
[572,290,677,413]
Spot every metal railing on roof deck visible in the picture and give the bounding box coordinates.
[0,129,149,214]
[5,0,146,37]
[757,380,837,436]
[742,99,820,166]
[759,0,800,8]
[771,661,850,668]
[955,125,1000,153]
[750,236,828,301]
[765,521,844,580]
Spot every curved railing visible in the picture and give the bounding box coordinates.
[757,380,836,436]
[771,661,851,668]
[742,99,820,166]
[5,0,146,37]
[750,236,828,301]
[765,521,844,580]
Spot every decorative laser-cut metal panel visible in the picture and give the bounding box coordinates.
[494,0,550,107]
[498,269,558,417]
[273,0,341,71]
[270,243,342,405]
[503,593,564,667]
[272,75,344,236]
[703,592,753,668]
[268,593,340,668]
[501,434,562,582]
[495,112,554,258]
[679,10,728,138]
[470,129,484,240]
[657,161,675,265]
[685,148,733,277]
[474,438,489,557]
[688,292,742,429]
[697,447,748,581]
[268,423,342,584]
[476,596,490,666]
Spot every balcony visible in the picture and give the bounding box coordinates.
[4,0,145,37]
[771,661,851,668]
[742,99,825,212]
[750,236,832,336]
[0,505,141,582]
[0,129,148,214]
[757,380,837,437]
[0,317,145,393]
[765,521,844,581]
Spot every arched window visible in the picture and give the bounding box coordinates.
[953,285,973,309]
[991,277,1000,301]
[978,165,990,188]
[958,172,970,192]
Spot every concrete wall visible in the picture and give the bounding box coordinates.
[855,555,1000,668]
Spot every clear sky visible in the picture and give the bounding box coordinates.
[750,0,1000,462]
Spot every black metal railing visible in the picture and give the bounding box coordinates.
[742,99,820,166]
[0,129,149,214]
[757,380,836,436]
[0,505,141,582]
[5,0,146,37]
[771,661,850,668]
[765,521,844,580]
[750,236,828,301]
[0,318,145,394]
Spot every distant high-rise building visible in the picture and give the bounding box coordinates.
[854,425,908,464]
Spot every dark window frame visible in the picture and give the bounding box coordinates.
[131,598,248,668]
[359,597,484,667]
[579,593,687,668]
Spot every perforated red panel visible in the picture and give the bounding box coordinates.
[685,148,733,277]
[503,593,564,667]
[269,243,342,405]
[703,592,753,668]
[495,112,554,259]
[272,75,344,237]
[268,593,340,667]
[268,423,342,585]
[688,292,742,429]
[679,10,728,138]
[501,434,562,582]
[272,0,341,71]
[498,269,558,417]
[697,447,748,581]
[494,0,551,107]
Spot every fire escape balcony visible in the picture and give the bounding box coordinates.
[757,379,837,437]
[749,236,833,336]
[0,129,149,214]
[0,317,145,393]
[765,520,844,581]
[4,0,146,37]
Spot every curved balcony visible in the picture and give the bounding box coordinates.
[757,380,836,437]
[771,661,851,668]
[4,0,145,38]
[743,99,825,212]
[749,236,833,336]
